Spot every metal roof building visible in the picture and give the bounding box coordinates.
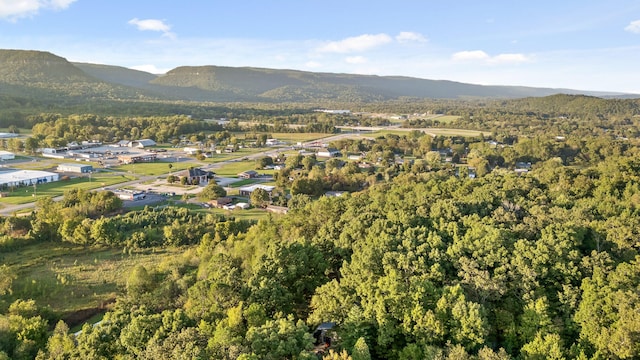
[0,170,59,187]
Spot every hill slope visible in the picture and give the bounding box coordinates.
[0,50,159,102]
[0,49,636,104]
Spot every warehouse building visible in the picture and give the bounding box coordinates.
[57,163,94,173]
[0,170,59,188]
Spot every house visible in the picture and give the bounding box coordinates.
[317,148,340,158]
[238,184,275,197]
[57,163,93,174]
[129,139,156,148]
[238,170,258,179]
[175,167,213,184]
[209,197,232,208]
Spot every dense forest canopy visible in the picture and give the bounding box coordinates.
[2,61,640,359]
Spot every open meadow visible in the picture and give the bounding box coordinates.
[1,241,191,316]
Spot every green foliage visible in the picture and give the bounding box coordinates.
[244,315,314,360]
[249,188,270,208]
[0,265,16,296]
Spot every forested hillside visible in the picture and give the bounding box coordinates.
[0,49,634,107]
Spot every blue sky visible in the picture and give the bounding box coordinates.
[1,0,640,93]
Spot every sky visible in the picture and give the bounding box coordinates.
[1,0,640,93]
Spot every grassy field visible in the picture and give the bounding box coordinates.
[0,174,134,205]
[208,207,272,221]
[112,161,201,176]
[425,128,490,137]
[213,161,259,177]
[373,127,490,138]
[431,115,461,124]
[2,242,189,314]
[266,132,333,142]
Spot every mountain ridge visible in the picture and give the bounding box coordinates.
[0,49,637,103]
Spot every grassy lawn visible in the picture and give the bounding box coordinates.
[206,147,279,163]
[426,128,490,137]
[228,179,261,187]
[2,242,189,314]
[267,132,333,142]
[432,115,461,124]
[112,161,201,176]
[0,174,134,205]
[214,161,259,177]
[208,207,271,221]
[373,128,490,138]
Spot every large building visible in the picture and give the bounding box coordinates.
[0,170,59,188]
[57,163,94,173]
[117,152,157,164]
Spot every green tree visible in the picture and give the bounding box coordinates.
[126,265,155,298]
[256,156,273,169]
[250,188,270,208]
[245,315,314,360]
[352,337,371,360]
[302,155,317,171]
[0,265,16,296]
[39,321,75,360]
[286,153,304,169]
[519,332,565,360]
[199,182,227,201]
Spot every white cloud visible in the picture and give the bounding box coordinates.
[396,31,427,43]
[490,53,529,64]
[128,18,175,39]
[317,33,392,53]
[0,0,76,21]
[625,20,640,33]
[452,50,529,64]
[304,61,322,69]
[452,50,490,61]
[129,64,169,74]
[345,56,367,64]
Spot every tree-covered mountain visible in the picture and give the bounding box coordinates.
[0,50,160,103]
[0,49,636,105]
